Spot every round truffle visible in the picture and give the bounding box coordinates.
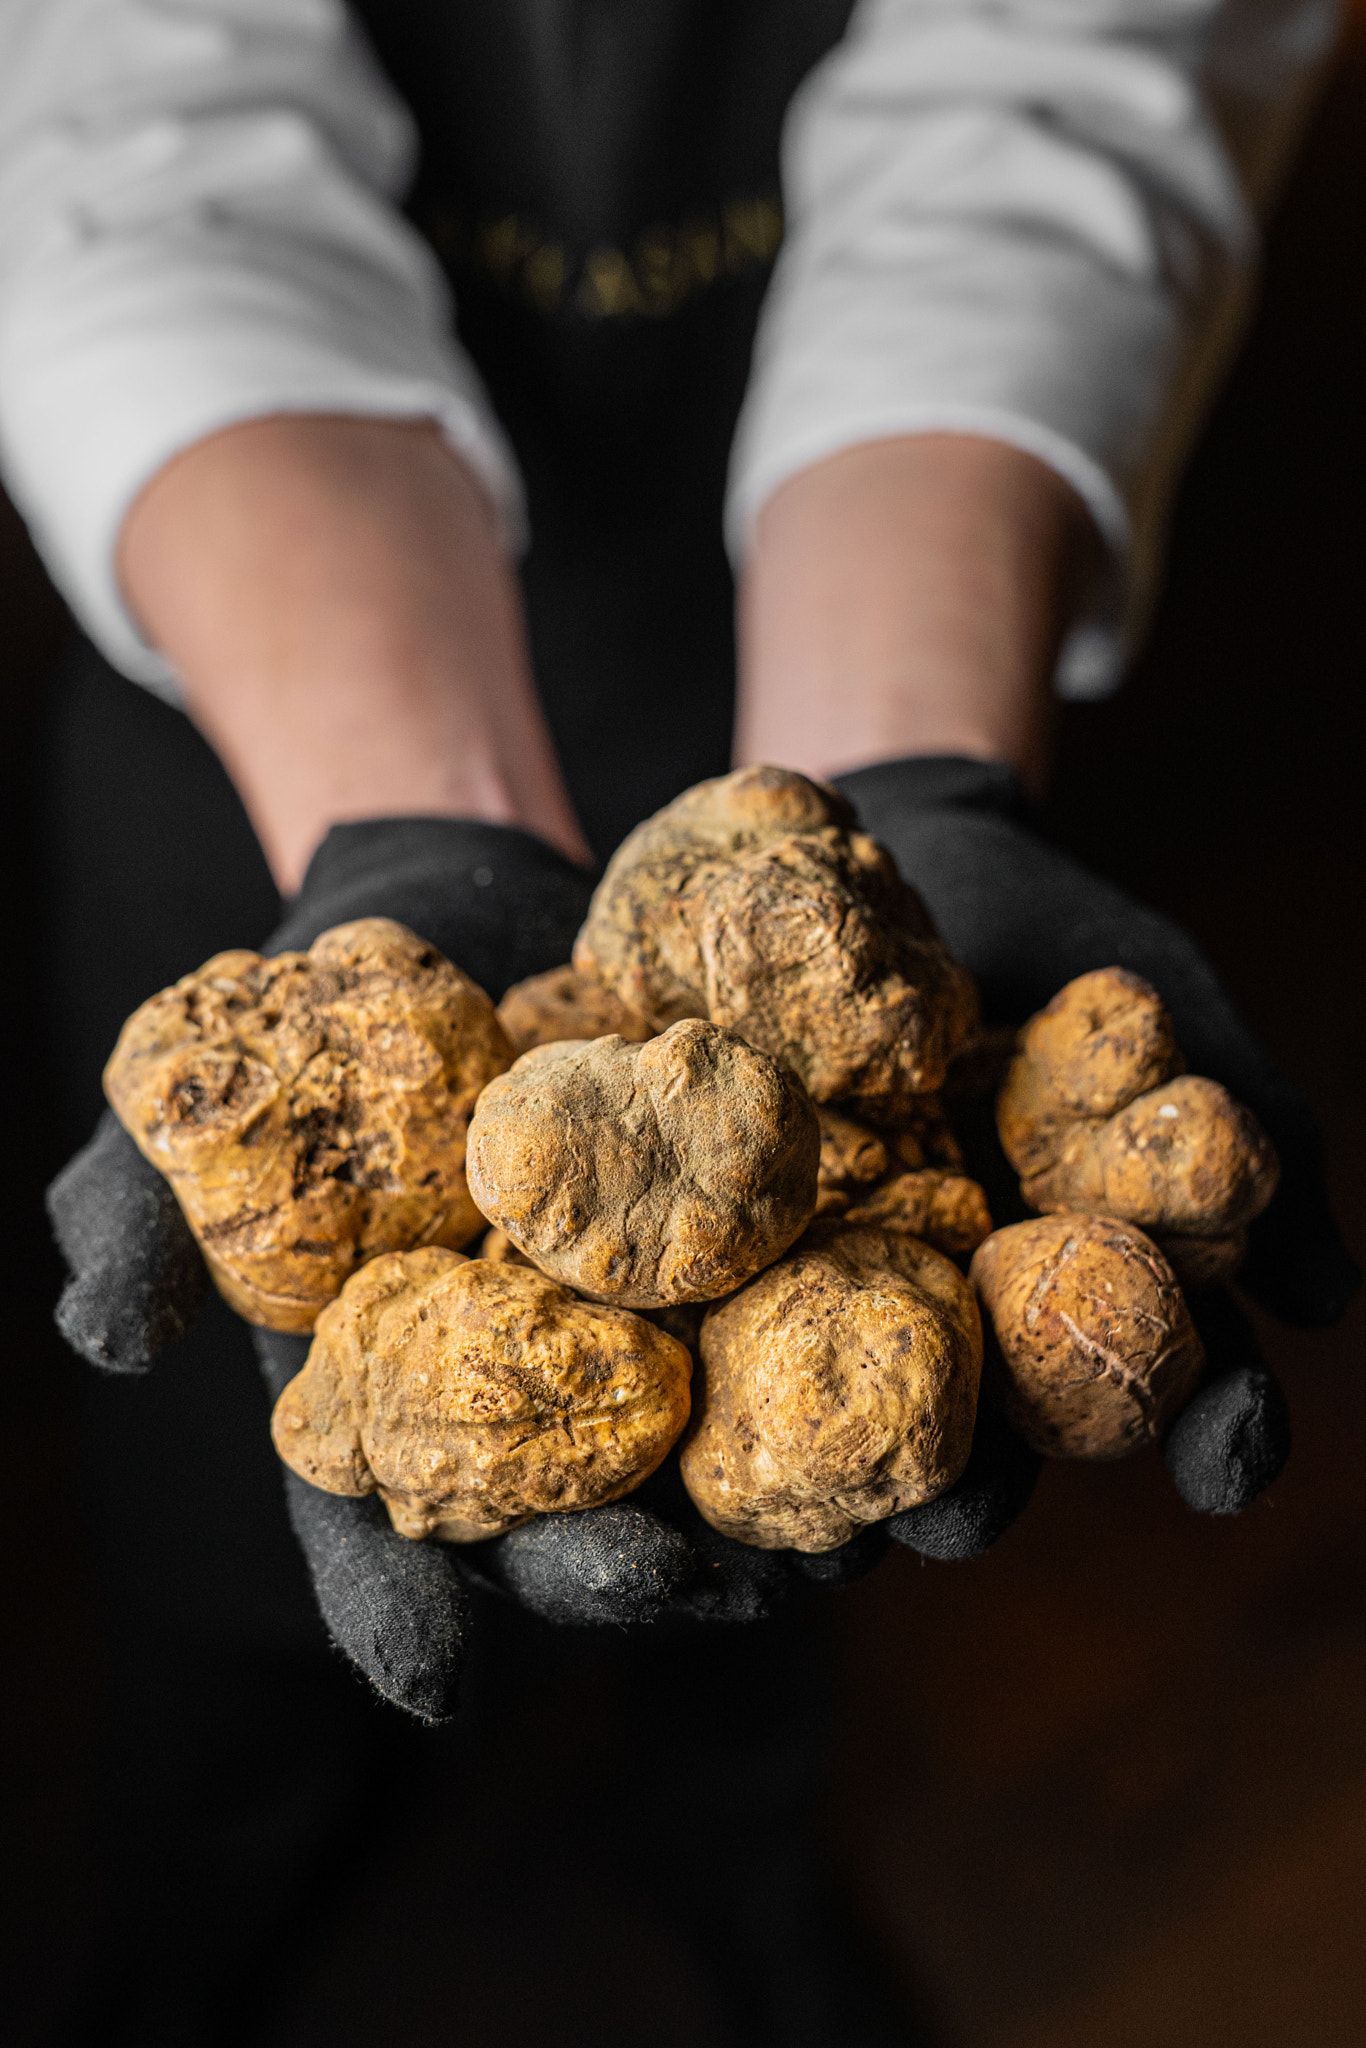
[971,1213,1205,1459]
[271,1247,692,1540]
[104,919,512,1330]
[680,1223,983,1551]
[465,1019,821,1308]
[573,766,977,1117]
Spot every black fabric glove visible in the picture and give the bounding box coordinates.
[45,817,824,1718]
[831,756,1357,1540]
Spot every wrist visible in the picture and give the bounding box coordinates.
[735,434,1100,796]
[118,413,592,890]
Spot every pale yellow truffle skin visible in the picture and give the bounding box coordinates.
[573,766,977,1117]
[495,964,652,1055]
[971,1214,1205,1460]
[843,1170,993,1260]
[271,1247,692,1541]
[814,1105,889,1215]
[465,1020,821,1309]
[104,919,512,1331]
[681,1223,983,1552]
[997,968,1279,1272]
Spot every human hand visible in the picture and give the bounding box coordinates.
[49,817,718,1718]
[832,754,1357,1540]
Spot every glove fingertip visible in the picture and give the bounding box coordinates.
[792,1526,890,1588]
[481,1502,697,1627]
[47,1113,209,1370]
[284,1477,471,1722]
[1163,1363,1292,1515]
[888,1428,1042,1562]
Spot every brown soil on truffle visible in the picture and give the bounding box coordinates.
[466,1019,820,1309]
[573,766,977,1118]
[105,919,511,1330]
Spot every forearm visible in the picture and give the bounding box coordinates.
[735,435,1099,794]
[118,415,590,892]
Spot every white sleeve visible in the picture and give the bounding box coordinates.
[727,0,1341,697]
[0,0,523,693]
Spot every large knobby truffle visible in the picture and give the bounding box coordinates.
[573,766,977,1117]
[104,919,510,1330]
[271,1247,692,1539]
[465,1020,820,1308]
[971,1213,1205,1459]
[681,1223,983,1551]
[997,969,1279,1288]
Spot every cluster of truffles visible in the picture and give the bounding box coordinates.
[105,771,1284,1551]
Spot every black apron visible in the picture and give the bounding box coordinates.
[357,0,856,859]
[30,9,860,2031]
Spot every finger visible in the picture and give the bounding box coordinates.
[887,1397,1041,1562]
[271,819,597,994]
[46,1111,208,1371]
[792,1525,891,1589]
[282,1471,472,1722]
[1163,1290,1292,1514]
[664,1520,794,1624]
[474,1502,698,1626]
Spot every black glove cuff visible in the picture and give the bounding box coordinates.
[272,815,600,996]
[830,755,1036,836]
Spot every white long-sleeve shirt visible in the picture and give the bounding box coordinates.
[0,0,1339,700]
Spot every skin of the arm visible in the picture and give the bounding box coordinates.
[116,413,592,893]
[118,415,1094,891]
[735,433,1099,798]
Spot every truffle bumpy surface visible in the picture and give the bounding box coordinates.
[465,1020,821,1309]
[681,1222,983,1552]
[997,968,1279,1289]
[495,963,652,1054]
[104,918,511,1331]
[572,766,977,1119]
[971,1213,1206,1460]
[271,1247,693,1540]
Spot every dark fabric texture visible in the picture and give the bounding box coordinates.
[887,1383,1043,1564]
[47,1109,208,1371]
[1165,1291,1294,1513]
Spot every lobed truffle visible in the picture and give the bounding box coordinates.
[573,766,977,1118]
[997,969,1279,1289]
[104,918,510,1330]
[681,1222,982,1551]
[465,1020,820,1309]
[271,1247,692,1540]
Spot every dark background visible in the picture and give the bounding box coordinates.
[3,10,1364,2044]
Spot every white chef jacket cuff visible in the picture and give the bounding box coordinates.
[0,302,524,700]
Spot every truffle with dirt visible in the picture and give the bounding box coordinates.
[103,918,511,1330]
